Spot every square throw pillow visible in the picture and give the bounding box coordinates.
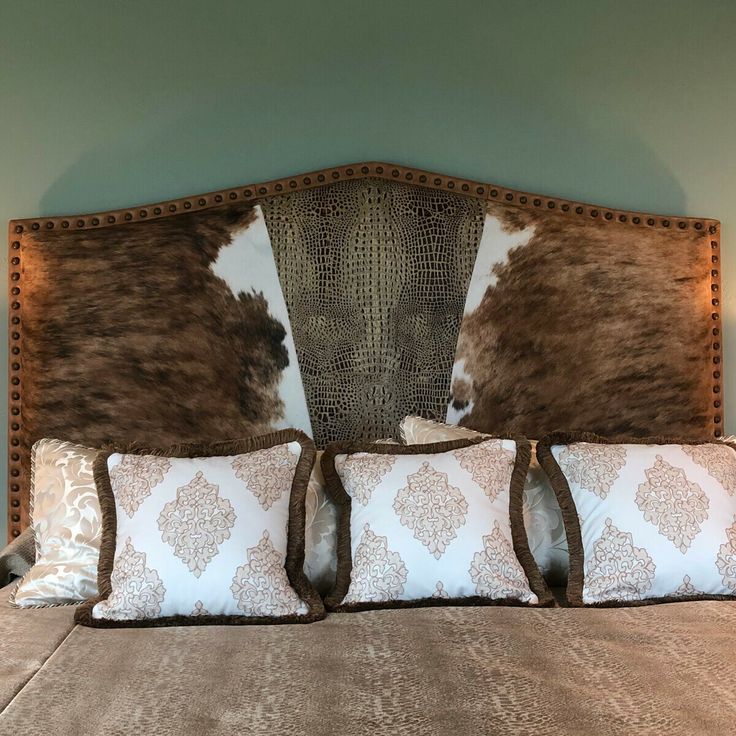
[399,416,569,583]
[537,432,736,606]
[75,430,325,626]
[322,436,552,611]
[11,438,101,608]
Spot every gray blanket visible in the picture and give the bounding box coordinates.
[1,593,735,735]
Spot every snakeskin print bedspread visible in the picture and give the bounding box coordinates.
[1,600,735,735]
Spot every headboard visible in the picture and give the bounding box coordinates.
[7,162,722,540]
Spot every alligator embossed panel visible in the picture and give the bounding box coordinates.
[262,178,484,446]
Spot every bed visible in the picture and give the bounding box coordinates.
[1,162,731,735]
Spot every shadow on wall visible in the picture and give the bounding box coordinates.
[38,83,689,218]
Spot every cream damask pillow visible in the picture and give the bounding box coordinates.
[322,437,552,611]
[11,438,101,608]
[399,416,568,583]
[75,431,324,627]
[537,432,736,606]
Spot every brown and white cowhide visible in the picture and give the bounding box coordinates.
[20,203,310,466]
[448,201,714,439]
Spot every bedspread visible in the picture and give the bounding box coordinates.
[1,598,735,735]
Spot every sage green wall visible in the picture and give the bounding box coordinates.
[1,1,735,530]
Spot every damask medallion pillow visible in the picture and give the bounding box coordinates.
[399,416,568,583]
[322,437,552,611]
[537,432,736,606]
[75,430,325,627]
[11,438,101,608]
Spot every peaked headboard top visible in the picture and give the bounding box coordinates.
[7,163,723,541]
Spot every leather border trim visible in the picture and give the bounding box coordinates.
[321,435,553,611]
[75,429,326,627]
[537,431,736,608]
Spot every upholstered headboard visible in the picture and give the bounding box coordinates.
[7,162,723,540]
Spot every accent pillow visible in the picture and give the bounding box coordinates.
[11,438,101,608]
[399,416,568,583]
[322,436,552,611]
[75,430,325,627]
[537,432,736,607]
[304,451,337,595]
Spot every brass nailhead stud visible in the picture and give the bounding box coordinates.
[229,192,237,199]
[11,438,19,446]
[712,299,719,306]
[303,177,311,185]
[714,371,721,379]
[11,514,20,523]
[214,195,223,203]
[346,168,354,176]
[361,167,369,174]
[709,225,717,234]
[561,204,569,212]
[419,175,427,183]
[258,188,267,195]
[11,423,19,431]
[154,207,162,215]
[713,327,720,335]
[715,400,722,408]
[576,207,584,214]
[434,178,442,186]
[124,213,132,221]
[711,241,718,248]
[647,218,655,226]
[108,216,116,223]
[375,167,383,175]
[11,242,20,249]
[289,180,296,188]
[12,530,19,538]
[169,205,177,212]
[714,356,721,364]
[14,225,23,233]
[244,190,253,197]
[476,187,484,195]
[632,217,640,224]
[77,219,86,227]
[548,201,555,209]
[662,219,670,227]
[11,377,19,385]
[714,342,721,350]
[11,273,19,281]
[619,215,627,222]
[715,416,722,424]
[62,220,69,228]
[140,210,148,218]
[505,193,513,201]
[447,181,455,189]
[31,222,39,230]
[10,468,19,475]
[318,174,326,181]
[678,221,686,229]
[198,199,206,206]
[533,198,541,206]
[695,222,702,230]
[184,201,192,208]
[332,171,340,179]
[712,312,719,320]
[490,189,498,197]
[91,218,99,226]
[275,184,283,192]
[391,169,399,177]
[714,386,721,393]
[11,287,19,295]
[520,196,528,204]
[605,212,613,220]
[712,284,719,291]
[591,209,599,217]
[11,499,19,508]
[11,452,18,460]
[46,221,54,229]
[461,183,468,191]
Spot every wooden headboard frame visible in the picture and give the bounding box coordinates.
[6,162,723,540]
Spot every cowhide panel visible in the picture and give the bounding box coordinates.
[261,179,484,446]
[448,200,717,438]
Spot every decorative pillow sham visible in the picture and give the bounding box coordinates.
[322,437,552,611]
[537,432,736,607]
[75,430,325,627]
[11,439,101,608]
[399,416,568,583]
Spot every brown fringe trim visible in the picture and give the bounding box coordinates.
[321,436,553,612]
[75,429,326,627]
[537,431,736,608]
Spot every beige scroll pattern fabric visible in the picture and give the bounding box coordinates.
[399,416,568,583]
[92,442,310,621]
[11,439,101,607]
[335,439,538,605]
[551,441,736,604]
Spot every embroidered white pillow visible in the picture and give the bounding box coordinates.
[537,433,736,606]
[399,416,568,583]
[11,438,101,607]
[75,431,324,626]
[322,437,551,611]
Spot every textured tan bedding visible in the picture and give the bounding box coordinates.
[1,600,735,735]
